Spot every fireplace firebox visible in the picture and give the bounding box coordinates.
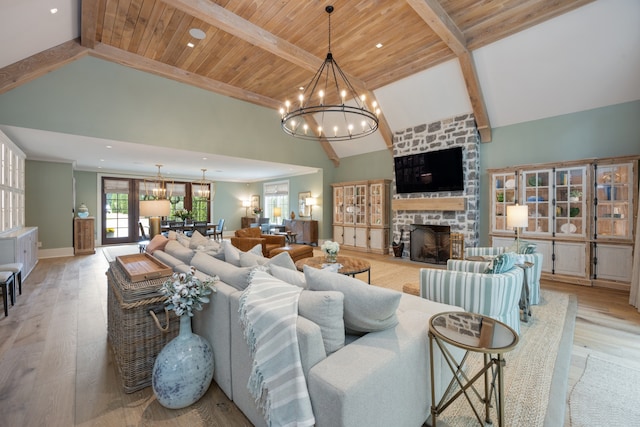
[410,224,451,264]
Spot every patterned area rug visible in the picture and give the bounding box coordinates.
[426,290,576,427]
[569,354,640,426]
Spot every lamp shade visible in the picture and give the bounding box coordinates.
[507,204,528,229]
[273,207,282,217]
[242,200,251,208]
[140,199,171,217]
[305,197,317,207]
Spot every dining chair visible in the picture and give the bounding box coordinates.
[213,218,224,240]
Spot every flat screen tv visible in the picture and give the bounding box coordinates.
[394,147,464,194]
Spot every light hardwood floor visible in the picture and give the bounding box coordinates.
[0,246,639,426]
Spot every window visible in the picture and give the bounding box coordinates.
[0,136,25,232]
[104,178,131,240]
[263,181,289,224]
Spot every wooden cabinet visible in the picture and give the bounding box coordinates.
[283,220,318,245]
[0,227,38,278]
[332,179,391,254]
[489,155,638,289]
[241,217,257,229]
[74,217,95,255]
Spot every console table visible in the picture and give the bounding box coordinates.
[284,219,318,246]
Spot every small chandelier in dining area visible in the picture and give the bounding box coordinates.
[279,5,380,142]
[194,168,211,199]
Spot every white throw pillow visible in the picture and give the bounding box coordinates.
[223,241,262,266]
[270,264,307,289]
[304,265,401,333]
[191,251,253,290]
[298,290,345,354]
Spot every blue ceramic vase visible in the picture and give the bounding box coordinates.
[152,315,214,409]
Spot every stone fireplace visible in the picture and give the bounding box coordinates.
[391,114,480,262]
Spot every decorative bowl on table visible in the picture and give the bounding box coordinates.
[569,207,580,217]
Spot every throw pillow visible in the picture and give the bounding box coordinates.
[145,234,169,254]
[298,290,345,354]
[304,266,401,333]
[484,252,518,274]
[164,240,196,265]
[269,264,307,289]
[191,252,253,290]
[189,230,210,249]
[167,230,179,240]
[239,251,269,267]
[223,240,262,266]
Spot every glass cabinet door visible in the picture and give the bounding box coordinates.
[595,163,634,239]
[333,186,344,224]
[354,184,367,226]
[521,169,552,235]
[492,172,518,233]
[344,186,355,224]
[554,167,587,237]
[369,183,383,226]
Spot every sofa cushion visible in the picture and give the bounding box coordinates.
[145,234,169,254]
[484,252,518,274]
[152,249,186,269]
[164,240,196,265]
[176,232,191,248]
[304,266,401,333]
[223,240,262,266]
[270,264,307,289]
[191,251,253,290]
[298,290,345,354]
[235,227,261,238]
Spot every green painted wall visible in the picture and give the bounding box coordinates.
[334,150,394,183]
[26,160,74,249]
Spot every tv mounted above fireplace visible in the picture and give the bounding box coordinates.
[394,146,464,194]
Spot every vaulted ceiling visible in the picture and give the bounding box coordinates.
[1,0,638,180]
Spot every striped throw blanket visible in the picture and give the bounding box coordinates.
[239,270,315,427]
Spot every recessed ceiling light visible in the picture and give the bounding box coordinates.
[189,28,206,40]
[202,157,208,160]
[106,145,112,149]
[376,43,383,49]
[187,42,195,48]
[50,8,58,14]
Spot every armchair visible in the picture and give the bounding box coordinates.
[465,246,542,305]
[230,227,286,257]
[420,261,524,334]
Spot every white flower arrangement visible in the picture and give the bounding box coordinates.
[159,266,217,317]
[321,240,340,256]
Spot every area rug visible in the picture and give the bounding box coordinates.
[427,289,577,427]
[569,354,640,426]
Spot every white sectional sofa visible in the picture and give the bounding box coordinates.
[148,235,464,426]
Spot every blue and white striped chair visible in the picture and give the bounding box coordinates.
[420,261,524,334]
[465,247,542,305]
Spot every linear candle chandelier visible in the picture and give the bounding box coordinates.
[279,5,380,141]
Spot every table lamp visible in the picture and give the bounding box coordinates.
[273,206,282,223]
[242,200,251,217]
[507,204,528,249]
[305,197,317,220]
[140,199,171,239]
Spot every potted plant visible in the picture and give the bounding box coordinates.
[321,240,340,263]
[175,208,192,222]
[106,227,115,237]
[569,189,582,202]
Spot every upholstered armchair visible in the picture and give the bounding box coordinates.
[465,246,542,305]
[420,260,524,334]
[230,227,285,257]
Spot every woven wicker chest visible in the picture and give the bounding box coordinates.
[107,261,179,393]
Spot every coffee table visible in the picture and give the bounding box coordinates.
[428,311,519,427]
[295,255,371,284]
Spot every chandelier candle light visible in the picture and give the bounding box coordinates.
[279,5,380,141]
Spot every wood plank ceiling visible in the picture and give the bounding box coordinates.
[2,0,594,164]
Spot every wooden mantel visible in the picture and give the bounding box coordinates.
[391,197,466,212]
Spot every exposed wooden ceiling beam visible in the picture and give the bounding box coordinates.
[406,0,492,142]
[163,0,394,151]
[90,43,281,109]
[0,39,89,96]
